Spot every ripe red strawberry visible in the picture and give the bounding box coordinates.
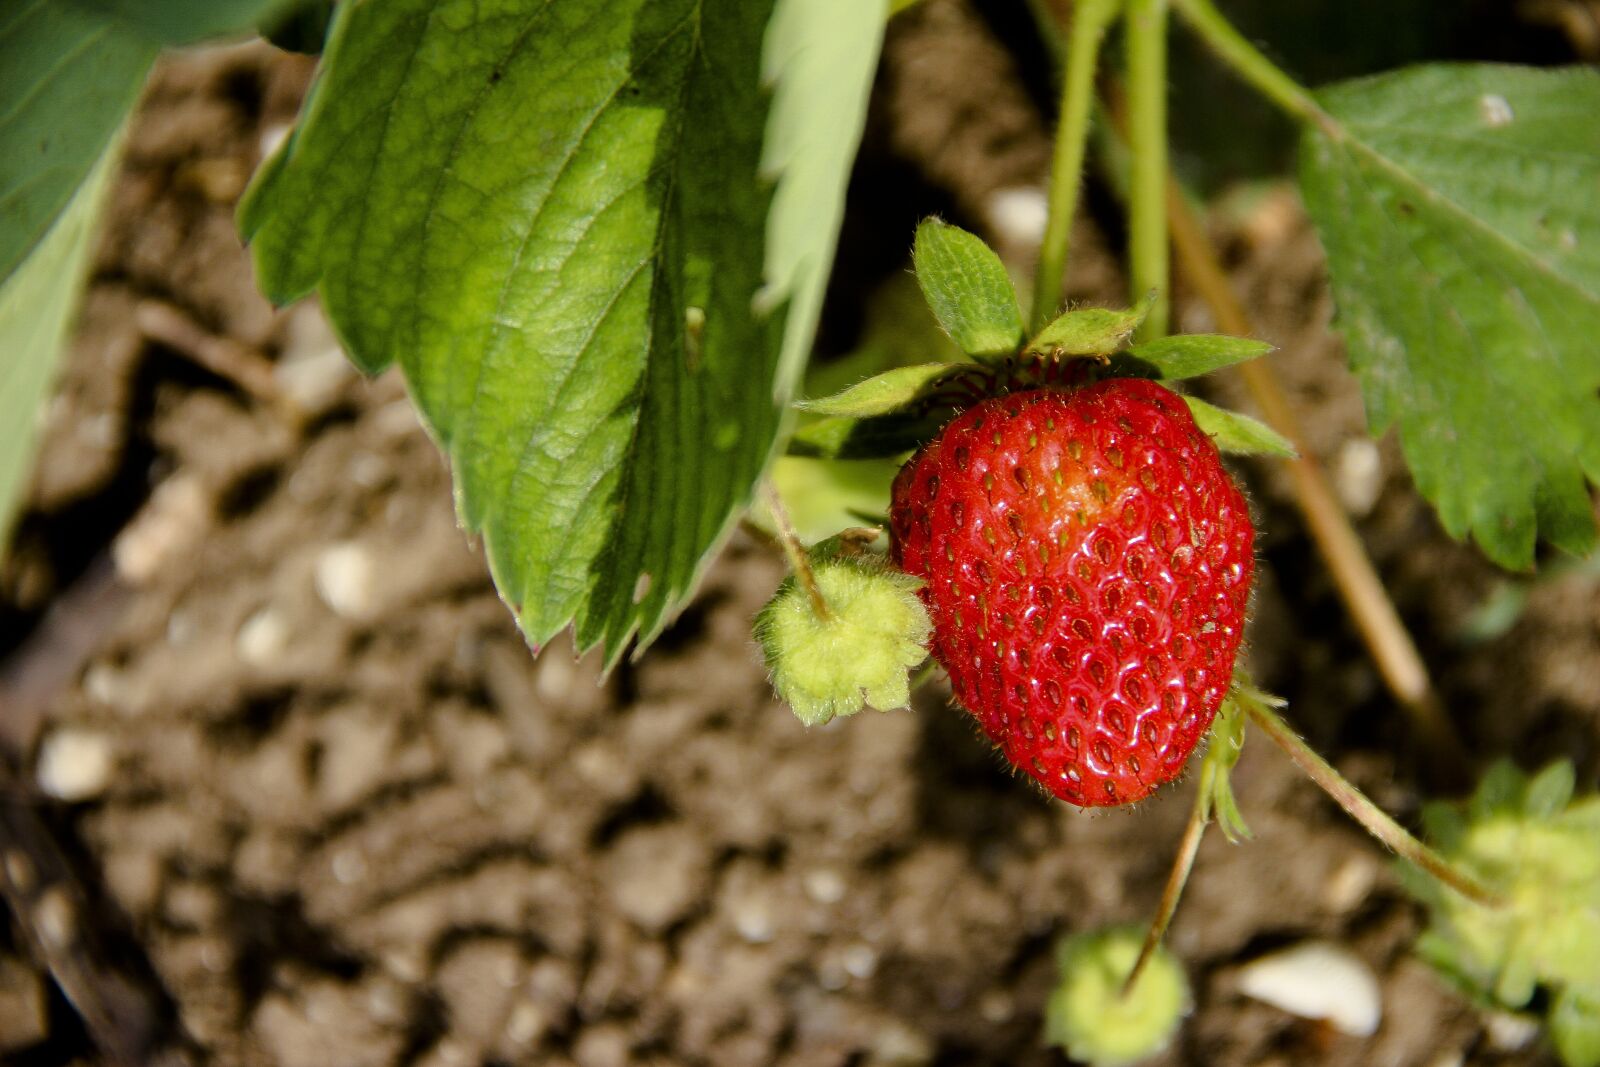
[889,379,1253,807]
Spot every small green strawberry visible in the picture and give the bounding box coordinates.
[1046,925,1191,1066]
[757,542,932,726]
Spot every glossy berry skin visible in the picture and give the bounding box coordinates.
[890,380,1253,807]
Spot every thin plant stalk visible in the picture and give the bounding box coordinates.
[1168,0,1332,131]
[1124,0,1170,342]
[1244,697,1501,907]
[1122,776,1208,996]
[763,483,830,620]
[1031,0,1123,333]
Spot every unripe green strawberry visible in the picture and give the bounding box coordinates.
[889,379,1254,806]
[757,551,932,727]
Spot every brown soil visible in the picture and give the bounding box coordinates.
[2,8,1595,1067]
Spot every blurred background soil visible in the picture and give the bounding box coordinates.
[1,3,1597,1065]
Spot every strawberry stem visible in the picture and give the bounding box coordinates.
[1125,0,1170,342]
[1031,0,1122,333]
[762,483,831,621]
[1168,0,1335,134]
[1242,694,1503,908]
[1121,779,1207,997]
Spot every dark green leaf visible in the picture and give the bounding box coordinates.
[69,0,294,44]
[912,219,1025,358]
[1300,64,1600,568]
[241,0,882,664]
[1027,294,1153,356]
[0,2,154,287]
[1127,334,1273,379]
[1183,397,1296,457]
[796,362,967,418]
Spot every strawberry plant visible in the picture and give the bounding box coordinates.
[3,0,1600,1062]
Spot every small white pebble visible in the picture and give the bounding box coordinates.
[803,867,846,905]
[259,122,292,160]
[236,607,290,666]
[1333,438,1384,516]
[33,887,76,950]
[331,848,368,885]
[1236,941,1382,1037]
[36,729,114,801]
[817,957,849,992]
[5,850,36,893]
[978,989,1014,1024]
[112,475,211,586]
[371,398,423,440]
[505,1001,546,1045]
[1482,1009,1541,1052]
[275,344,353,416]
[985,186,1050,249]
[732,899,775,944]
[315,541,377,619]
[842,942,879,980]
[535,654,576,702]
[82,663,126,708]
[1322,855,1379,913]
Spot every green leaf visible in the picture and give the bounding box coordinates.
[1299,64,1600,568]
[1184,396,1296,458]
[762,0,887,392]
[796,362,967,418]
[1027,294,1153,357]
[0,134,120,545]
[1127,334,1273,379]
[912,219,1025,358]
[240,0,883,664]
[68,0,294,44]
[0,2,154,287]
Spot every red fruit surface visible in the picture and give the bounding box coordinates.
[889,380,1254,807]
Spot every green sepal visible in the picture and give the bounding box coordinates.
[1203,680,1267,843]
[1125,334,1274,379]
[1027,292,1154,357]
[1184,396,1297,458]
[912,219,1026,359]
[795,361,971,418]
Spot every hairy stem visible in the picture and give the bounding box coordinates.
[1244,698,1501,907]
[1031,0,1123,332]
[1168,0,1332,131]
[1122,773,1208,996]
[1124,0,1169,342]
[763,483,830,621]
[1158,171,1471,780]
